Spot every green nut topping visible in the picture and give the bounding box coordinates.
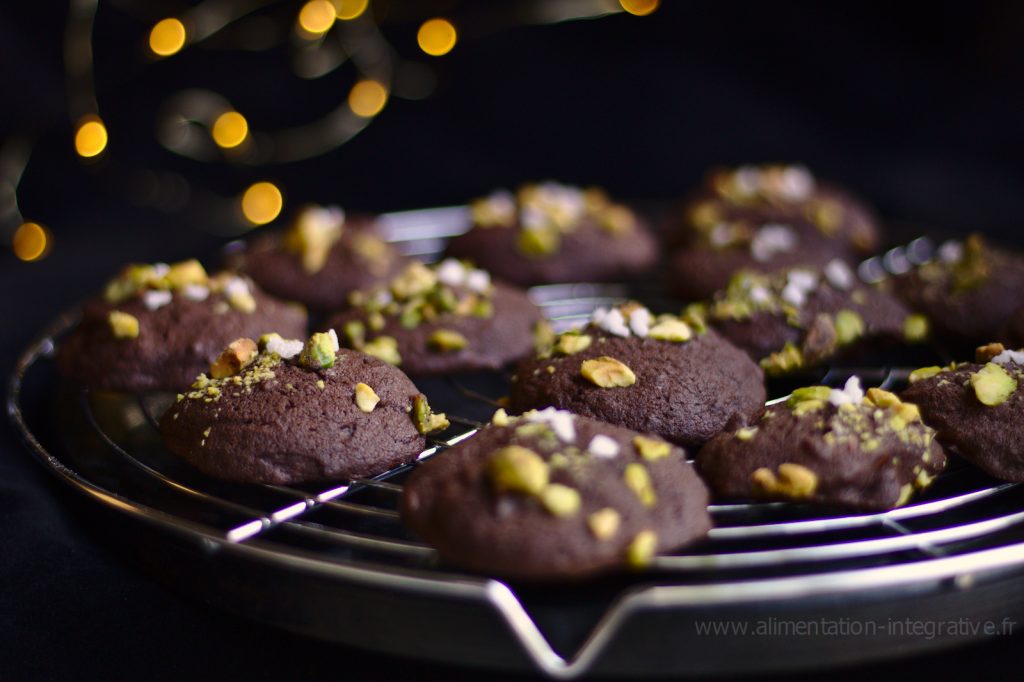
[626,530,658,568]
[299,332,337,369]
[587,508,622,541]
[633,435,671,461]
[865,387,901,408]
[428,329,468,352]
[648,318,693,342]
[539,483,582,517]
[343,320,366,349]
[834,309,865,345]
[970,362,1017,407]
[951,234,990,292]
[975,342,1006,363]
[623,463,657,507]
[903,314,930,343]
[760,342,803,376]
[787,386,832,408]
[487,445,549,495]
[751,463,818,500]
[108,310,139,339]
[581,356,637,388]
[363,336,402,366]
[909,366,942,383]
[554,333,592,356]
[735,426,759,441]
[517,226,560,257]
[354,382,380,413]
[411,394,449,434]
[390,261,438,299]
[210,338,258,379]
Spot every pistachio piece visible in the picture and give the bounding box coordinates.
[751,463,818,500]
[970,362,1017,407]
[647,318,692,342]
[210,338,258,378]
[736,426,759,441]
[428,329,468,352]
[889,401,922,431]
[554,333,592,356]
[895,483,915,507]
[487,445,549,495]
[760,342,803,375]
[517,226,560,256]
[909,366,942,383]
[587,508,622,541]
[626,530,658,568]
[834,309,865,345]
[633,435,671,461]
[165,259,208,289]
[951,233,990,292]
[792,399,825,416]
[299,331,338,369]
[539,483,582,517]
[787,386,832,407]
[390,262,438,299]
[108,310,140,339]
[976,342,1006,363]
[363,336,402,365]
[865,387,901,408]
[903,314,930,343]
[354,382,380,413]
[580,356,636,388]
[343,320,366,349]
[623,463,657,507]
[282,208,343,274]
[533,320,555,354]
[491,408,510,426]
[411,394,449,434]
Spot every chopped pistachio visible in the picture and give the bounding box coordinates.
[554,333,592,356]
[282,209,343,274]
[647,318,693,342]
[390,262,438,299]
[792,399,825,416]
[491,408,510,426]
[227,289,256,313]
[165,259,208,288]
[970,362,1017,407]
[587,508,622,541]
[760,342,803,375]
[909,366,942,383]
[736,426,759,441]
[834,310,865,345]
[865,387,901,408]
[951,234,990,292]
[539,483,582,517]
[787,386,832,407]
[367,311,385,331]
[751,463,818,500]
[316,379,326,389]
[343,320,366,349]
[976,342,1006,364]
[623,463,657,507]
[210,338,258,379]
[428,329,468,352]
[411,394,449,434]
[581,356,637,388]
[487,445,549,495]
[363,336,402,366]
[533,321,555,354]
[299,332,337,369]
[517,226,560,256]
[895,483,915,507]
[633,435,671,461]
[903,314,930,343]
[108,310,140,339]
[354,383,380,413]
[626,530,658,568]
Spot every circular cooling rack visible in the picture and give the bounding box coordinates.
[10,214,1024,678]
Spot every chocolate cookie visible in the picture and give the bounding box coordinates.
[444,182,658,286]
[326,259,543,376]
[58,260,307,392]
[160,332,449,484]
[891,234,1024,349]
[901,343,1024,481]
[401,408,712,579]
[697,379,946,511]
[234,205,406,311]
[697,263,926,376]
[669,164,880,300]
[509,303,766,449]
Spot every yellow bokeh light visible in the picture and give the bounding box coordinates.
[212,111,249,149]
[13,222,51,262]
[298,0,336,35]
[619,0,659,16]
[334,0,368,21]
[417,18,457,57]
[241,182,283,225]
[348,80,388,118]
[149,18,187,57]
[74,117,108,158]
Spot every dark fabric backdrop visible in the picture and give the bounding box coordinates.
[3,1,1024,680]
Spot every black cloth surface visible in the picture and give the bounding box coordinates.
[4,1,1024,680]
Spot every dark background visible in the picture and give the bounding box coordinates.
[3,1,1024,680]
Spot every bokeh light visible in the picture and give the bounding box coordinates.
[348,80,388,117]
[74,117,108,158]
[241,182,283,225]
[334,0,368,21]
[417,18,457,57]
[619,0,659,16]
[13,222,51,262]
[298,0,336,36]
[149,18,187,57]
[212,111,249,149]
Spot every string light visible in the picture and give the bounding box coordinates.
[241,182,283,225]
[298,0,336,36]
[619,0,660,16]
[334,0,368,21]
[417,18,457,57]
[348,80,388,117]
[211,111,249,149]
[149,18,187,57]
[74,116,108,158]
[12,222,51,262]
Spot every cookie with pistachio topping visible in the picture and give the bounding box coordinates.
[901,343,1024,481]
[57,260,307,392]
[697,378,947,511]
[232,205,406,311]
[891,234,1024,349]
[669,164,879,300]
[401,408,711,579]
[325,259,543,376]
[444,181,658,286]
[160,332,448,484]
[698,264,923,376]
[509,303,766,448]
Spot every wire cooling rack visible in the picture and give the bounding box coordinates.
[9,217,1024,678]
